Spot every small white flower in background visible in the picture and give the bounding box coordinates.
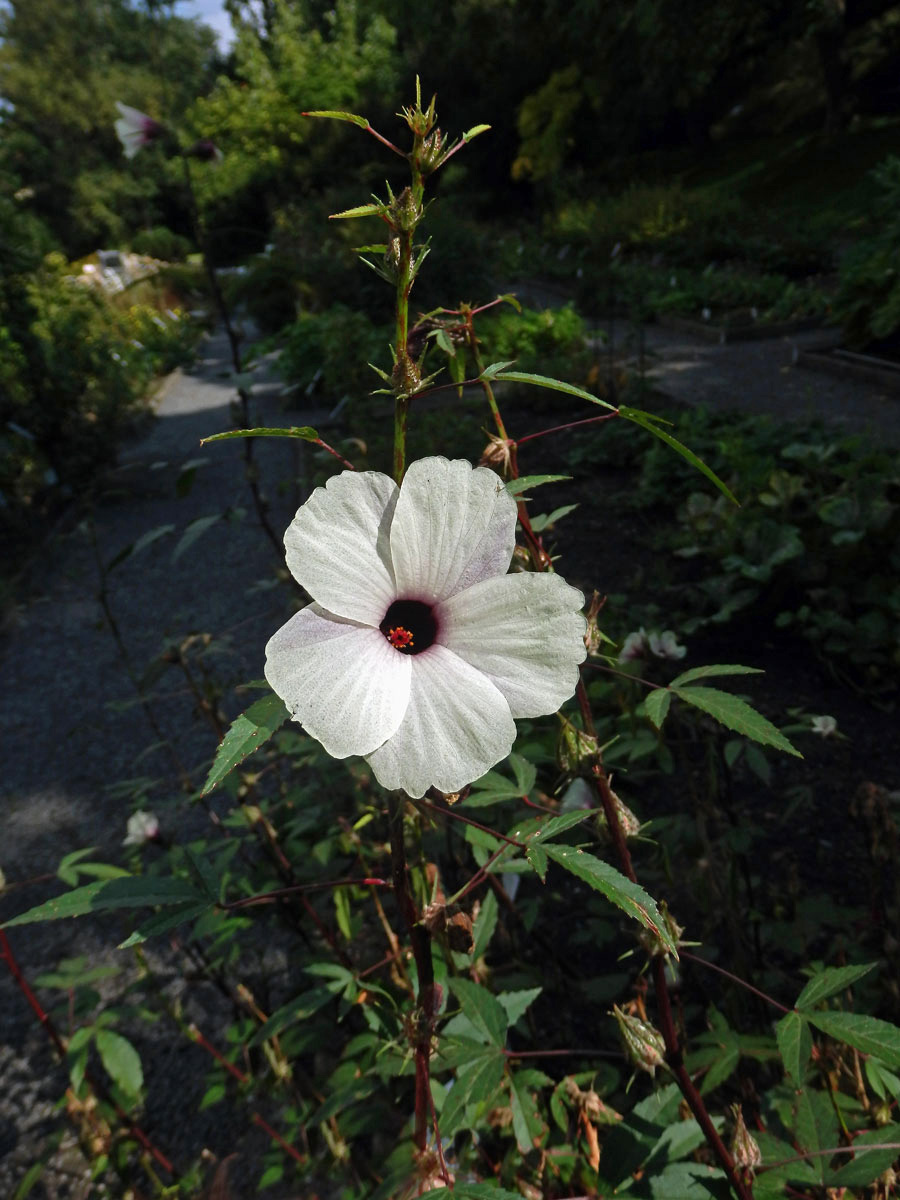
[123,810,160,846]
[114,102,166,158]
[265,457,586,798]
[618,628,650,662]
[648,630,687,660]
[701,307,712,321]
[810,714,838,738]
[619,628,686,662]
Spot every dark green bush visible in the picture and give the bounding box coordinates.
[130,225,193,263]
[832,155,900,348]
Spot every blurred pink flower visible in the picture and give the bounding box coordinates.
[265,457,586,797]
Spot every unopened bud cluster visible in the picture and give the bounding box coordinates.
[612,1004,667,1076]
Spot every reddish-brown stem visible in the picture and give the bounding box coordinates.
[417,798,526,849]
[222,878,390,910]
[681,950,792,1015]
[315,437,357,471]
[389,794,436,1157]
[252,1112,307,1164]
[449,843,510,905]
[1,929,67,1058]
[653,956,752,1200]
[1,930,175,1174]
[517,410,620,446]
[189,1024,250,1083]
[574,677,753,1200]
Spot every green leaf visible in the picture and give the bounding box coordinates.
[439,1047,506,1135]
[330,202,385,220]
[304,109,369,127]
[95,1030,143,1098]
[670,686,801,756]
[795,962,879,1010]
[826,1124,900,1188]
[497,988,541,1027]
[510,1069,546,1152]
[450,978,509,1047]
[619,405,739,504]
[462,123,491,142]
[530,503,578,532]
[478,359,517,379]
[201,692,290,796]
[542,845,678,956]
[776,1011,812,1083]
[428,1185,522,1199]
[106,523,175,571]
[2,875,205,927]
[172,514,220,563]
[494,370,616,412]
[644,688,672,730]
[669,664,764,687]
[526,841,548,881]
[806,1011,900,1067]
[471,889,498,960]
[116,901,212,948]
[506,474,571,496]
[793,1087,838,1183]
[530,811,590,843]
[200,425,318,446]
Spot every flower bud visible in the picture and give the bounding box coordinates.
[599,786,642,840]
[557,714,599,776]
[583,591,607,656]
[730,1105,762,1175]
[123,810,160,846]
[612,1004,667,1076]
[479,435,515,477]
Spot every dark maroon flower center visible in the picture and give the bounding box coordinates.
[380,599,437,655]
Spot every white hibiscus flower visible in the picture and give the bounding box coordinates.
[114,102,166,158]
[265,457,586,798]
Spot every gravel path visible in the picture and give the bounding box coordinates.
[1,317,896,1197]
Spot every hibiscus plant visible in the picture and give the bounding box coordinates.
[6,84,900,1200]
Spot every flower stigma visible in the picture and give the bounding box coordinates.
[379,599,437,655]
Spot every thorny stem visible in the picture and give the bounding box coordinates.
[575,676,754,1200]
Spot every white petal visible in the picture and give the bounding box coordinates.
[390,457,516,603]
[284,470,399,624]
[265,603,410,758]
[365,645,515,798]
[438,573,586,717]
